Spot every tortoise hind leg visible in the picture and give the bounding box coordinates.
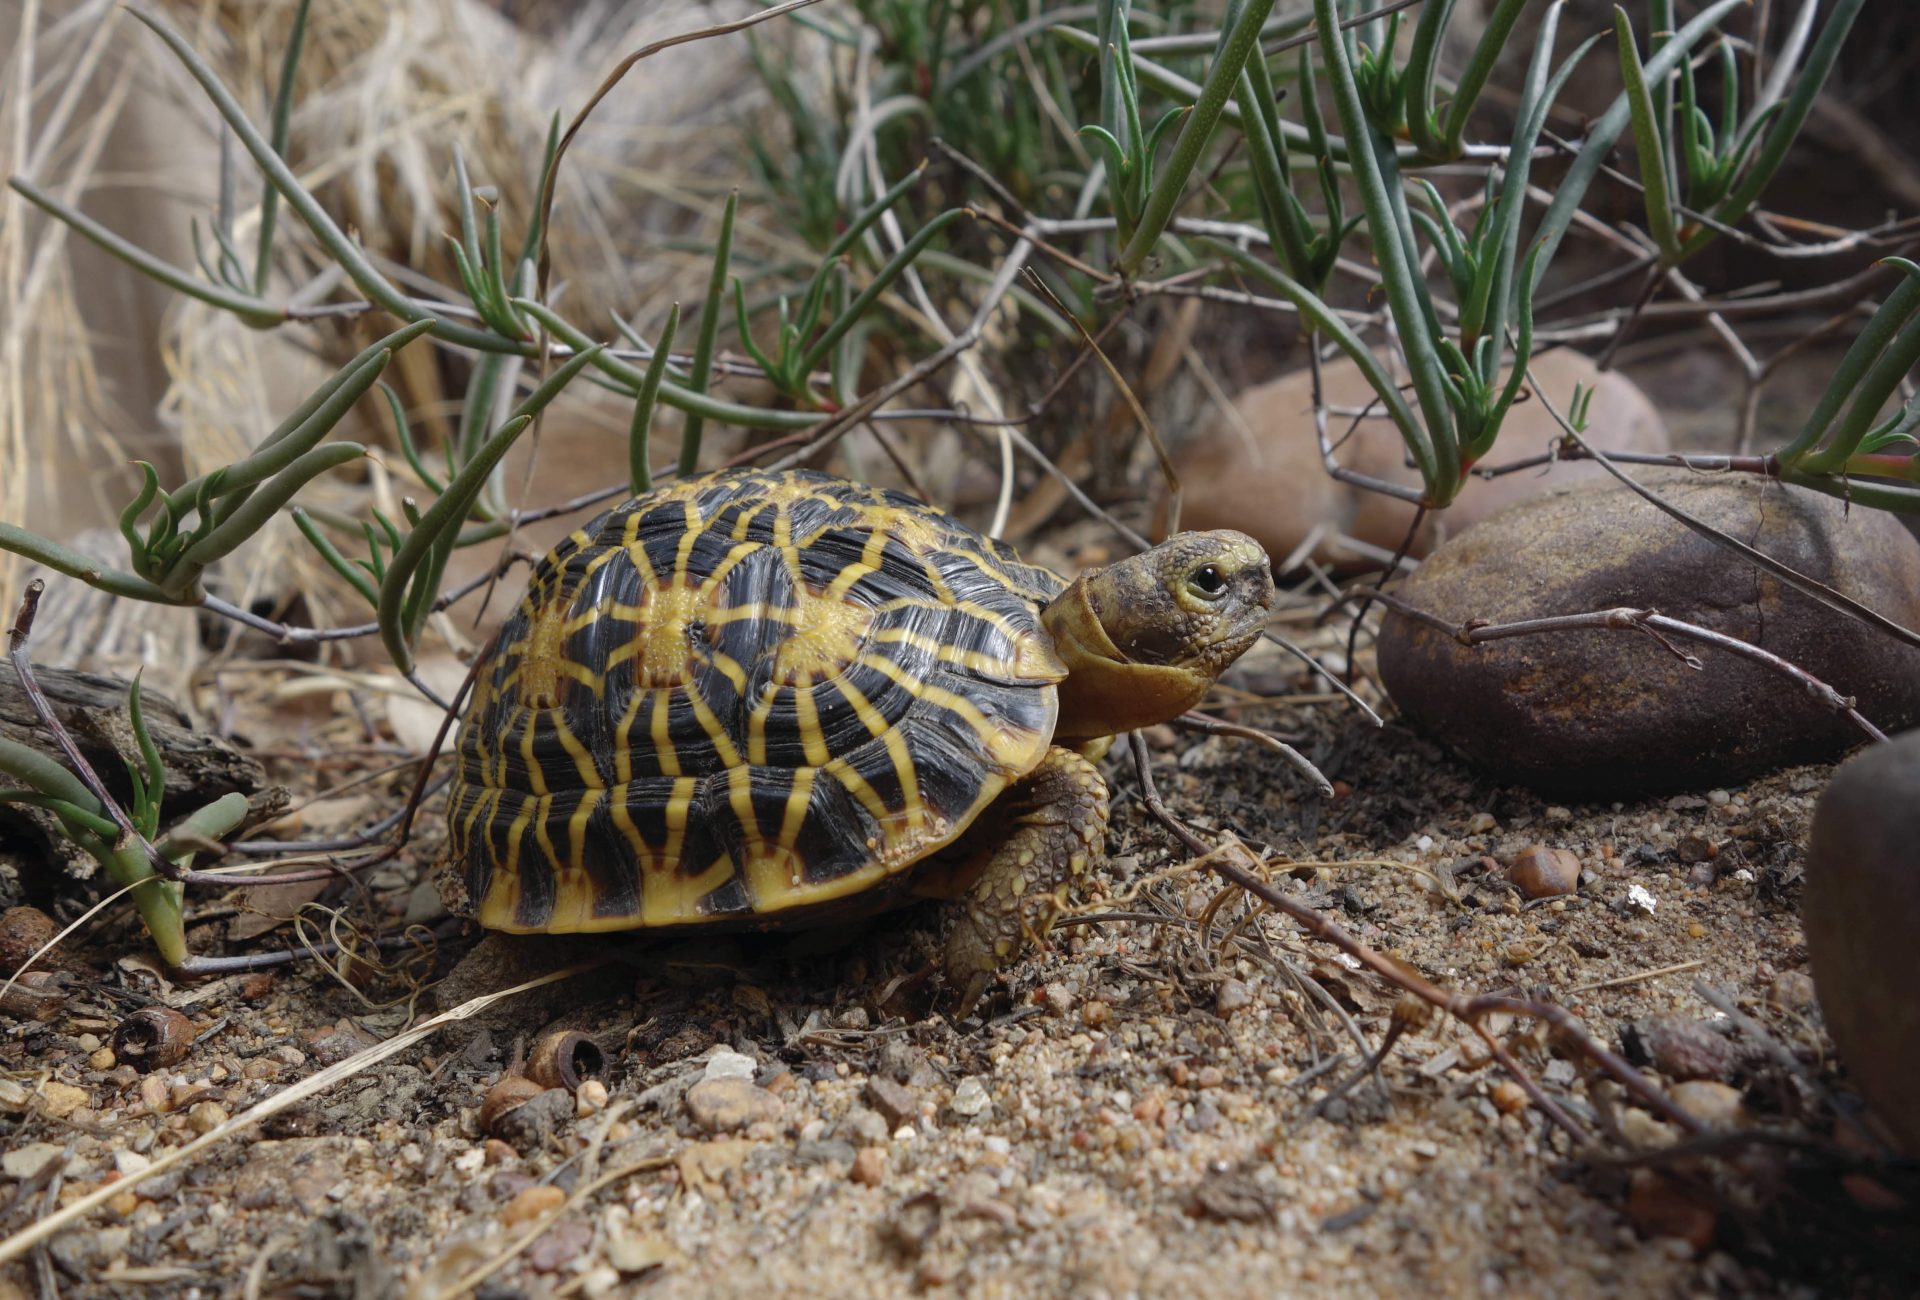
[943,746,1110,1012]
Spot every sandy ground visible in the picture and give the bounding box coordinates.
[1,626,1910,1300]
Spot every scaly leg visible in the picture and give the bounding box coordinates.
[944,746,1110,1012]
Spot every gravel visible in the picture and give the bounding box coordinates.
[1,679,1910,1296]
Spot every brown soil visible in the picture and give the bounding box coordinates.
[1,633,1911,1299]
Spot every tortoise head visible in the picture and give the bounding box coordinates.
[1042,530,1275,741]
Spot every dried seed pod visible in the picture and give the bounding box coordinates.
[481,1075,545,1137]
[112,1007,196,1071]
[0,906,58,975]
[525,1029,605,1092]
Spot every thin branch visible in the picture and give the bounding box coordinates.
[1126,734,1700,1142]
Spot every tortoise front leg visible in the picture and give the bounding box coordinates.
[945,745,1110,1012]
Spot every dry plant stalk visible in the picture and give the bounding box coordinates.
[0,960,605,1266]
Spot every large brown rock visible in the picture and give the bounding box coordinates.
[1375,472,1920,793]
[1172,350,1670,568]
[1804,729,1920,1156]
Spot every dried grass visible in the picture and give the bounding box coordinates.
[3,0,763,654]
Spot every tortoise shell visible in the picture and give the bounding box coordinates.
[443,468,1073,933]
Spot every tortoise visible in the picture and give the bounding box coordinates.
[440,468,1274,1005]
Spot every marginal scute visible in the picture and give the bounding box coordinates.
[446,468,1067,932]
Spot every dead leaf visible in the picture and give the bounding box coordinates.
[229,863,334,940]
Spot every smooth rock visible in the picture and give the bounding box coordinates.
[1505,845,1581,899]
[1805,728,1920,1155]
[684,1077,781,1134]
[1376,472,1920,793]
[1172,349,1669,568]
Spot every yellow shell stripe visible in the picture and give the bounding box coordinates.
[859,652,1042,772]
[818,672,913,831]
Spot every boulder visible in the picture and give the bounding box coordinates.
[1805,729,1920,1156]
[1375,471,1920,792]
[1171,349,1670,568]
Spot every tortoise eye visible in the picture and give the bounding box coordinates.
[1187,564,1227,598]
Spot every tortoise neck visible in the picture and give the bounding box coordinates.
[1041,577,1211,741]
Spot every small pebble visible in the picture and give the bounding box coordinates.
[36,1081,88,1120]
[795,1139,856,1169]
[494,1088,574,1151]
[842,1108,890,1145]
[950,1077,991,1118]
[1081,999,1111,1028]
[1490,1080,1528,1114]
[580,1265,622,1297]
[501,1184,565,1226]
[1619,1108,1675,1149]
[1670,1080,1747,1130]
[1505,845,1581,900]
[850,1146,887,1186]
[685,1077,781,1134]
[483,1139,517,1165]
[2,1143,64,1180]
[304,1022,379,1066]
[0,1080,29,1112]
[575,1080,609,1117]
[702,1050,757,1082]
[186,1101,228,1134]
[606,1229,677,1273]
[88,1049,116,1071]
[865,1077,919,1129]
[527,1219,591,1272]
[1766,970,1816,1013]
[1632,1015,1736,1082]
[1215,979,1253,1017]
